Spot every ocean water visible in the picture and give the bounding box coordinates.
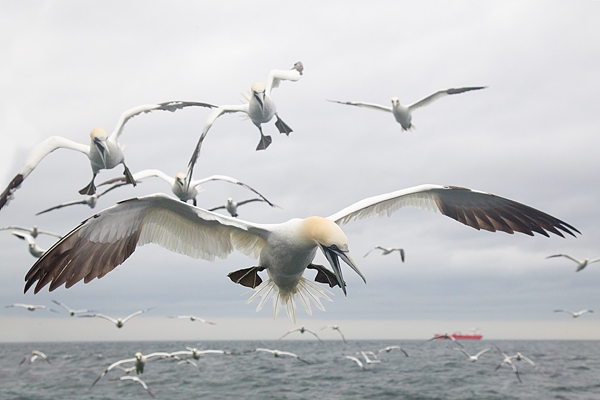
[1,340,599,399]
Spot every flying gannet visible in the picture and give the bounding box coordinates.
[23,184,578,323]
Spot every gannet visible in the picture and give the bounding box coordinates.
[279,326,323,343]
[20,350,51,365]
[246,348,309,364]
[344,355,366,370]
[169,348,235,360]
[455,347,489,362]
[363,246,405,262]
[99,171,276,207]
[359,350,381,364]
[0,225,61,239]
[51,299,94,316]
[23,184,578,322]
[110,376,155,398]
[5,303,57,312]
[510,352,537,368]
[209,197,274,217]
[0,101,214,210]
[186,62,304,180]
[321,325,347,342]
[553,309,594,318]
[378,345,409,357]
[91,351,171,387]
[11,231,47,258]
[494,348,522,383]
[167,315,216,325]
[36,183,127,215]
[79,308,153,328]
[328,86,486,131]
[546,254,600,272]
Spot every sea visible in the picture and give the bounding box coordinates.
[1,340,599,400]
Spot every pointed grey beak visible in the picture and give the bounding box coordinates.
[320,245,366,296]
[253,91,264,111]
[93,137,110,168]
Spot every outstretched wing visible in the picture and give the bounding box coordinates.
[327,99,392,113]
[111,101,215,140]
[24,194,268,293]
[186,104,249,182]
[327,184,579,238]
[408,86,486,111]
[190,175,277,207]
[122,308,153,323]
[266,61,303,94]
[0,137,90,211]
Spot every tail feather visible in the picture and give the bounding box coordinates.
[246,277,332,323]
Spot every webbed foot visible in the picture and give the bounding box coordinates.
[306,263,340,288]
[256,134,272,151]
[274,115,293,136]
[228,266,266,288]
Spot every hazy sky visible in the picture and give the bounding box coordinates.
[1,1,599,342]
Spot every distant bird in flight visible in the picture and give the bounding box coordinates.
[328,86,486,131]
[510,352,537,369]
[20,350,51,365]
[279,326,323,342]
[321,325,347,342]
[246,348,309,364]
[79,308,153,328]
[51,299,94,316]
[0,225,61,239]
[5,303,57,312]
[91,351,171,387]
[187,62,304,180]
[24,184,578,322]
[0,101,214,210]
[546,254,600,272]
[454,347,489,362]
[363,246,405,262]
[554,309,594,318]
[99,171,275,207]
[36,182,127,215]
[167,315,216,325]
[344,355,366,370]
[378,345,409,357]
[494,346,522,383]
[169,347,235,361]
[11,231,47,258]
[209,197,274,217]
[110,376,155,398]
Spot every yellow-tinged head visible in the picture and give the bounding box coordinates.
[301,216,348,250]
[89,127,108,140]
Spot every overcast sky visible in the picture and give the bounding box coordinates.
[1,1,599,342]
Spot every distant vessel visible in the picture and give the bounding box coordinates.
[434,329,482,340]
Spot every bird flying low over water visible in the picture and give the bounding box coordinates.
[186,62,304,180]
[5,303,58,312]
[364,246,405,262]
[546,254,600,272]
[20,350,51,365]
[279,326,323,343]
[110,376,155,398]
[99,171,275,208]
[0,101,214,211]
[23,184,578,322]
[328,86,486,131]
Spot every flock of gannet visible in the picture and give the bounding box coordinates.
[0,59,592,394]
